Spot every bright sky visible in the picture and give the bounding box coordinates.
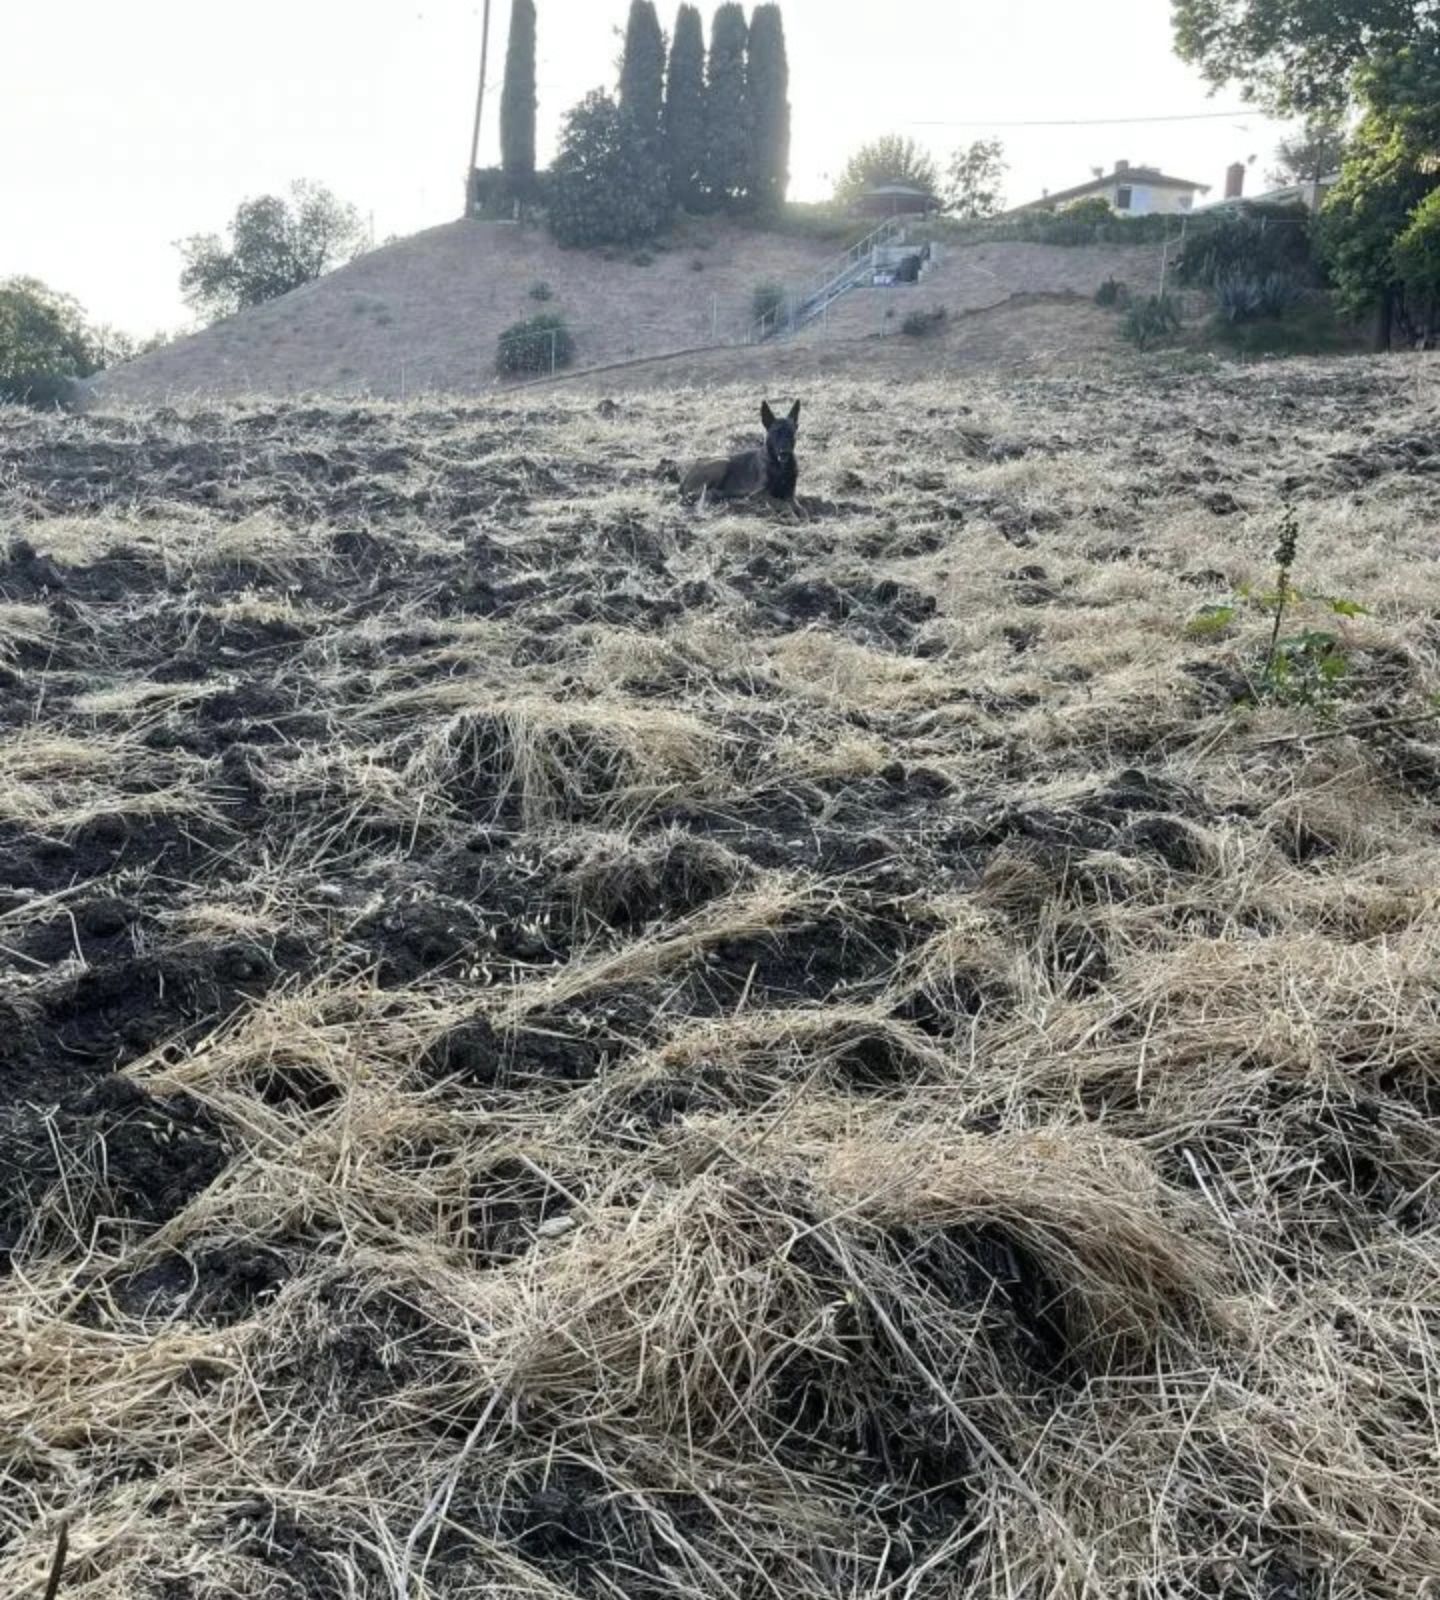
[5,1,1293,336]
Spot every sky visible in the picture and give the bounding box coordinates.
[4,1,1295,336]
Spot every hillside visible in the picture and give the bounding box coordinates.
[3,355,1439,1597]
[93,218,844,403]
[95,219,1178,402]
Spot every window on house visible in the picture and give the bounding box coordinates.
[1115,185,1133,211]
[1177,192,1193,211]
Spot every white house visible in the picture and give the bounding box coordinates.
[1010,159,1210,218]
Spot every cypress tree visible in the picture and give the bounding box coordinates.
[746,4,789,214]
[664,5,707,211]
[704,3,751,209]
[618,1,667,136]
[500,0,538,198]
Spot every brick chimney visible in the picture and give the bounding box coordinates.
[1115,159,1130,173]
[1225,161,1245,200]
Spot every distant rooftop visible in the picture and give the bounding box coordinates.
[1010,162,1210,214]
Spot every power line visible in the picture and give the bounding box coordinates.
[903,109,1260,129]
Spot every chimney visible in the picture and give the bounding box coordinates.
[1225,161,1245,200]
[1115,159,1129,173]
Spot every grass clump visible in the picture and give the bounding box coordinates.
[900,305,948,337]
[1121,293,1181,350]
[1095,276,1128,308]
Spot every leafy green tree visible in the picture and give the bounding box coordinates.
[1393,187,1440,304]
[945,137,1007,218]
[1268,115,1349,184]
[500,0,538,196]
[619,1,667,134]
[704,4,751,209]
[664,4,708,209]
[0,277,97,403]
[833,135,939,208]
[1171,0,1431,114]
[178,181,365,322]
[549,89,672,247]
[1315,37,1440,343]
[746,4,791,215]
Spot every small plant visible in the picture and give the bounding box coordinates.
[690,257,706,272]
[632,250,655,267]
[496,312,575,377]
[1095,277,1128,308]
[900,306,948,337]
[1187,503,1370,704]
[1215,270,1302,323]
[528,280,554,302]
[752,280,787,326]
[1121,293,1181,350]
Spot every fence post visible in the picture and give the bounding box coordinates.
[550,329,556,377]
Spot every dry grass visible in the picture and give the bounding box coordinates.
[2,355,1439,1599]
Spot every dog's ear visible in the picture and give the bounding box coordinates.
[787,399,801,425]
[760,401,776,429]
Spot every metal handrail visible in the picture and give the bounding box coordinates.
[745,213,923,343]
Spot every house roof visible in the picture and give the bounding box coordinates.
[1011,164,1210,213]
[860,183,935,197]
[1203,172,1340,210]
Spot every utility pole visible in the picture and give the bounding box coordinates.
[464,0,493,218]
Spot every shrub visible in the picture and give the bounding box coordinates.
[497,312,575,377]
[527,280,554,302]
[1062,196,1115,225]
[900,306,948,337]
[548,90,672,249]
[1095,277,1128,307]
[1214,270,1303,323]
[752,280,787,325]
[1121,294,1181,350]
[1178,202,1315,288]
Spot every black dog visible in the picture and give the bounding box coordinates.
[680,400,804,516]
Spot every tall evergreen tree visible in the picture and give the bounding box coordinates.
[619,1,667,135]
[745,4,789,214]
[664,5,708,210]
[704,3,751,209]
[500,0,538,197]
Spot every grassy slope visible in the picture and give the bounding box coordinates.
[1,356,1439,1598]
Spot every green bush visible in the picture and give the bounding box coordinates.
[527,280,553,302]
[1121,294,1182,350]
[900,306,948,337]
[1214,271,1303,323]
[933,209,1177,248]
[497,312,576,376]
[1205,298,1362,357]
[1095,277,1128,307]
[1178,202,1315,288]
[548,90,672,249]
[1062,197,1114,225]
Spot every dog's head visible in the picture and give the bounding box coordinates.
[760,399,801,464]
